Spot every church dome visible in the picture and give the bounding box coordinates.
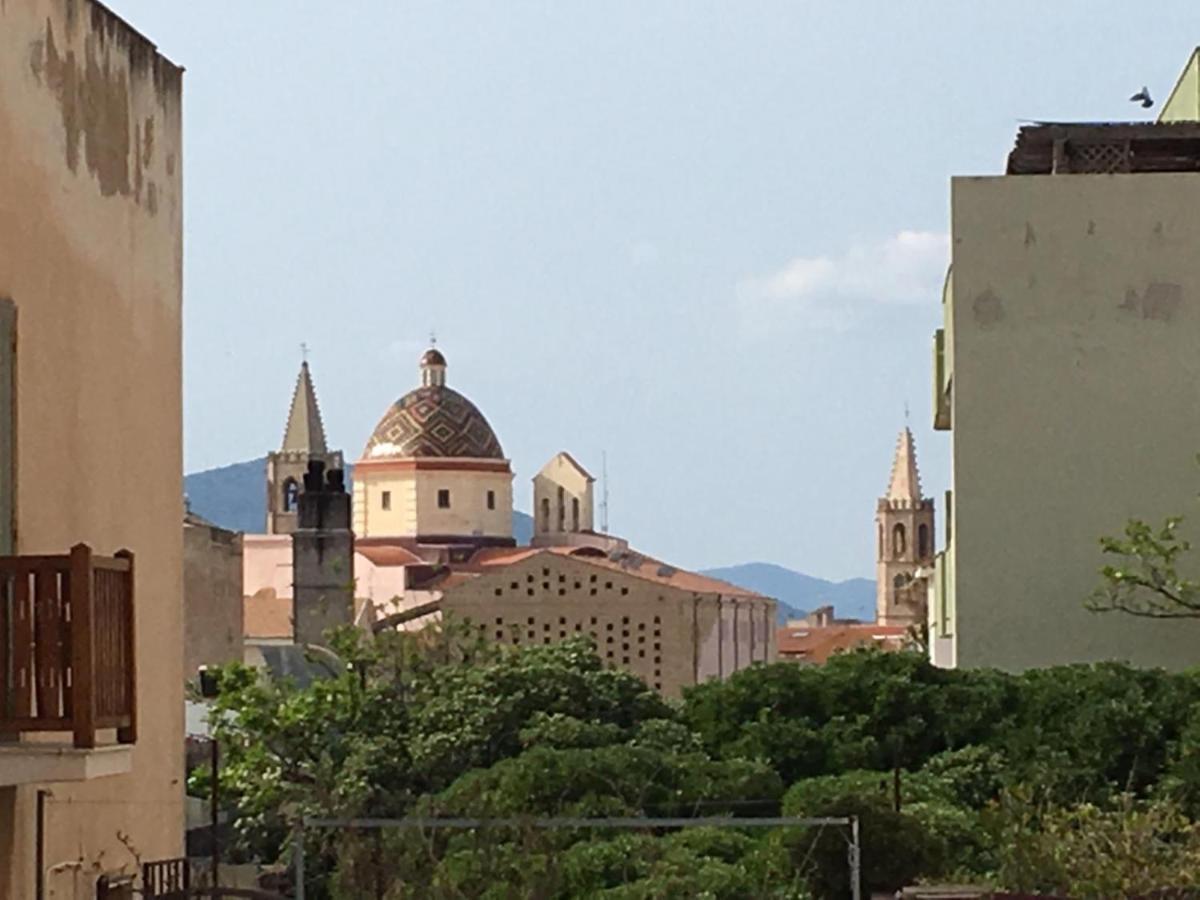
[361,349,505,461]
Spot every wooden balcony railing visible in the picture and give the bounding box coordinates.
[0,543,136,748]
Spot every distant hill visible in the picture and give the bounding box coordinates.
[184,456,536,541]
[700,562,875,624]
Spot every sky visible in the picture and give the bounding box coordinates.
[109,1,1196,581]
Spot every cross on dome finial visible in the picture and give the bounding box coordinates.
[300,341,309,363]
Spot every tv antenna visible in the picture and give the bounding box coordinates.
[600,450,610,534]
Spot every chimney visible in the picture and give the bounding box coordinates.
[291,461,354,647]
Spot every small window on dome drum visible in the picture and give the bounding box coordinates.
[381,490,391,511]
[487,490,496,510]
[438,489,451,509]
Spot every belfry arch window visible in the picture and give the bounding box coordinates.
[892,523,906,557]
[283,477,299,512]
[540,497,551,533]
[877,524,883,558]
[572,497,580,532]
[918,523,930,559]
[557,486,565,532]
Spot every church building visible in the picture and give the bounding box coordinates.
[242,346,777,696]
[875,427,935,627]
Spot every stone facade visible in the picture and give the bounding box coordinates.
[293,462,355,647]
[266,361,343,535]
[183,512,244,679]
[875,428,934,626]
[439,549,776,698]
[532,452,595,544]
[0,2,185,895]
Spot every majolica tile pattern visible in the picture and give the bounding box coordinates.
[365,386,504,459]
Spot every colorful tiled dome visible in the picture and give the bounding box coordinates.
[361,350,504,460]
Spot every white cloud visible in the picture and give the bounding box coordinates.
[736,230,949,334]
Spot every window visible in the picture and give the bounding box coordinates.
[918,523,930,559]
[557,486,566,531]
[571,497,580,531]
[487,490,496,510]
[381,490,391,511]
[438,489,451,509]
[540,497,551,532]
[282,477,299,513]
[892,523,907,557]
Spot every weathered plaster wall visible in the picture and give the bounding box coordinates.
[0,0,183,895]
[950,173,1200,670]
[184,520,243,679]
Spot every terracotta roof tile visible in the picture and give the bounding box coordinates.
[776,624,909,664]
[356,545,425,567]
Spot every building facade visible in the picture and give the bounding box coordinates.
[437,546,776,698]
[183,511,244,679]
[0,2,185,895]
[929,62,1200,669]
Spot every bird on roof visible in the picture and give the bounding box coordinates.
[1130,86,1153,109]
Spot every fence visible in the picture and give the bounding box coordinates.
[0,543,136,748]
[294,814,861,900]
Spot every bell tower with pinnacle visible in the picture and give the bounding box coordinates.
[875,427,935,626]
[266,355,344,535]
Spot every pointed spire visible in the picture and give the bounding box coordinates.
[281,361,329,453]
[885,427,922,501]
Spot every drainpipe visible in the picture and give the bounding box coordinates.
[35,789,47,900]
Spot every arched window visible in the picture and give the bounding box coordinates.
[572,497,580,531]
[540,497,551,533]
[557,486,565,532]
[892,523,906,557]
[283,477,299,513]
[877,524,883,558]
[918,523,930,559]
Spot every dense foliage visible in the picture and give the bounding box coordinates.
[195,625,1200,898]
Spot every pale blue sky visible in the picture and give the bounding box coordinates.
[110,1,1194,580]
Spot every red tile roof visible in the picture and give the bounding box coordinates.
[356,544,425,567]
[776,624,909,664]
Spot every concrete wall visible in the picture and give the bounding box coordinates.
[441,553,774,698]
[948,173,1200,670]
[183,519,244,680]
[0,1,184,895]
[354,464,513,539]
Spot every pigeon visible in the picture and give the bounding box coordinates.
[1130,86,1153,109]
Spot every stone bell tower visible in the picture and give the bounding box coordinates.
[875,427,935,626]
[266,359,344,534]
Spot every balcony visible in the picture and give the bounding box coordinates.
[0,544,136,784]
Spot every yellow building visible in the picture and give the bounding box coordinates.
[0,1,184,896]
[929,51,1200,669]
[353,348,515,545]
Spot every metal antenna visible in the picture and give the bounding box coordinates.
[600,451,610,534]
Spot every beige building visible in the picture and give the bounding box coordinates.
[436,545,775,698]
[353,349,515,544]
[183,511,244,679]
[929,53,1200,670]
[875,428,934,626]
[0,2,185,896]
[532,452,595,544]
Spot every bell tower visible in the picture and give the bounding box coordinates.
[875,427,935,625]
[266,359,343,535]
